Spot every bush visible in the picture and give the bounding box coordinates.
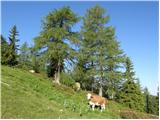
[46,65,54,77]
[120,109,159,119]
[16,62,32,70]
[60,72,75,87]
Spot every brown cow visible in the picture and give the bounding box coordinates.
[87,93,107,112]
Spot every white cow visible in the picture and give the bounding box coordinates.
[87,93,107,112]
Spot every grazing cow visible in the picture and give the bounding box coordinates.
[29,70,35,73]
[87,93,107,112]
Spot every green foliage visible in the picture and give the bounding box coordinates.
[102,27,125,99]
[74,5,125,97]
[32,52,40,73]
[148,95,159,115]
[46,64,54,77]
[34,6,80,83]
[7,25,19,66]
[72,55,92,90]
[1,25,19,66]
[120,109,158,119]
[119,57,145,112]
[120,80,144,111]
[60,72,75,87]
[80,5,110,92]
[18,42,32,70]
[143,87,150,113]
[1,35,10,65]
[46,58,64,78]
[143,87,159,115]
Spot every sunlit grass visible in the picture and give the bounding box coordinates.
[1,66,158,119]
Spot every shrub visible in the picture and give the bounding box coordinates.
[60,72,75,87]
[16,62,32,70]
[120,109,159,119]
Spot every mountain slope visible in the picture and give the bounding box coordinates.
[1,66,158,119]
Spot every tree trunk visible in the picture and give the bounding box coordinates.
[111,93,114,99]
[54,71,60,84]
[91,83,93,92]
[99,62,103,97]
[99,85,103,96]
[91,77,94,92]
[53,58,60,84]
[91,61,94,92]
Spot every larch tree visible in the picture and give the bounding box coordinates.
[79,5,109,93]
[19,42,31,69]
[31,50,40,73]
[77,5,125,97]
[100,27,125,99]
[34,6,79,84]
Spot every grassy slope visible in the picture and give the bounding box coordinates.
[1,66,158,119]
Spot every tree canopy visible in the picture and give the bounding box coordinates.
[34,6,80,84]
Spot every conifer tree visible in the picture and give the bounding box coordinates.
[34,6,79,84]
[78,5,109,93]
[143,87,159,115]
[19,42,31,69]
[77,5,125,97]
[73,51,89,90]
[102,27,125,99]
[1,35,9,65]
[32,52,40,73]
[157,86,159,113]
[8,25,19,66]
[144,87,150,113]
[119,57,144,111]
[155,88,159,115]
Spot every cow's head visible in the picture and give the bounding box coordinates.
[87,93,92,100]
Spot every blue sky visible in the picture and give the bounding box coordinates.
[1,1,158,95]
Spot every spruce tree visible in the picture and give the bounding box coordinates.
[143,87,159,115]
[34,6,79,84]
[155,90,159,115]
[143,87,150,113]
[1,35,10,65]
[8,25,19,66]
[119,57,144,112]
[148,95,159,115]
[156,86,159,115]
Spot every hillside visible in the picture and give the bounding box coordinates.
[1,66,158,119]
